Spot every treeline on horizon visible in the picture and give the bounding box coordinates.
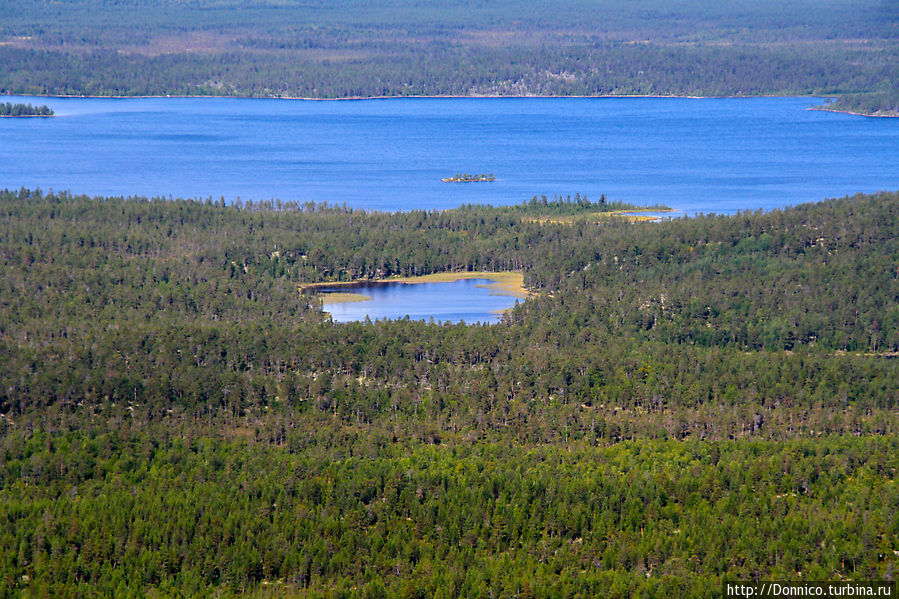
[0,0,896,113]
[0,188,897,596]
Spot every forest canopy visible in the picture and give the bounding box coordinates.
[0,188,897,595]
[2,3,897,592]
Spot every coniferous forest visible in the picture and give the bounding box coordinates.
[1,0,897,114]
[1,188,897,597]
[0,102,53,117]
[1,1,898,595]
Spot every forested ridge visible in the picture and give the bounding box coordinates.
[1,0,897,114]
[1,189,897,596]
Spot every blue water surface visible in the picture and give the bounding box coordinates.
[321,279,518,324]
[2,95,897,213]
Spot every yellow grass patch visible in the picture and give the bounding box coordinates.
[386,271,529,298]
[301,271,529,299]
[607,209,675,222]
[319,292,372,304]
[524,208,674,225]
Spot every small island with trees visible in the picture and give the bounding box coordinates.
[0,102,54,117]
[442,172,495,182]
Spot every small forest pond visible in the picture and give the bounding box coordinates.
[320,279,520,324]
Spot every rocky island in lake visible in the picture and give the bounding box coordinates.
[441,172,495,182]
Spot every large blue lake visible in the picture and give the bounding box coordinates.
[2,95,897,214]
[321,279,518,324]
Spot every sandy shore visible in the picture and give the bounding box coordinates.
[303,271,530,302]
[317,291,372,304]
[524,207,675,224]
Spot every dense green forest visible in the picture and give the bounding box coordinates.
[0,102,53,116]
[0,0,897,113]
[819,93,899,117]
[1,188,897,596]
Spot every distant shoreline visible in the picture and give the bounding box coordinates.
[808,107,899,118]
[8,92,808,102]
[9,92,893,118]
